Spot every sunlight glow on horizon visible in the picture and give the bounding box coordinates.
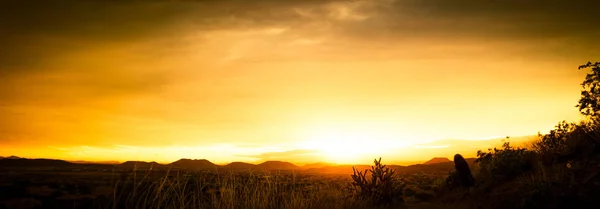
[3,133,543,165]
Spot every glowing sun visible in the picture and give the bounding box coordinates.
[299,126,403,164]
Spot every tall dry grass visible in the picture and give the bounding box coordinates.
[108,169,377,209]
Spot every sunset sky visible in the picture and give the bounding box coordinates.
[1,0,599,165]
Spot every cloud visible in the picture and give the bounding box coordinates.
[0,0,597,152]
[3,0,597,71]
[1,1,187,71]
[349,0,600,39]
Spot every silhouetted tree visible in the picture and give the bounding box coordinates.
[453,154,474,187]
[576,61,600,117]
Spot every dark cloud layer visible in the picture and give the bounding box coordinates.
[336,0,600,50]
[1,1,190,70]
[2,0,598,71]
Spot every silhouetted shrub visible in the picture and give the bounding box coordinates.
[476,142,533,180]
[530,121,575,164]
[453,154,474,187]
[350,158,405,206]
[531,120,600,163]
[561,120,600,159]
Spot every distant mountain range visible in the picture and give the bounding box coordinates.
[0,135,533,173]
[0,156,473,174]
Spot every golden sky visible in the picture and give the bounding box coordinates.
[1,0,599,165]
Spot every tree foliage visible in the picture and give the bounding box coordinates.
[532,121,575,158]
[577,61,600,117]
[531,119,600,163]
[476,142,534,180]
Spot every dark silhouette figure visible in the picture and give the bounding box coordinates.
[454,154,474,187]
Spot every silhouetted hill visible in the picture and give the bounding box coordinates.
[6,156,22,160]
[423,157,452,165]
[0,158,72,167]
[301,162,333,169]
[169,159,216,169]
[256,161,298,170]
[120,161,163,169]
[224,162,256,169]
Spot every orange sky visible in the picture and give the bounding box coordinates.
[1,0,598,165]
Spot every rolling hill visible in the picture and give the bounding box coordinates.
[120,161,163,169]
[169,159,216,169]
[423,157,452,165]
[224,162,256,170]
[256,161,299,170]
[301,162,333,169]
